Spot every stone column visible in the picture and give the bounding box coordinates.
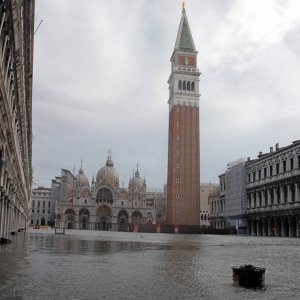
[256,219,260,236]
[288,217,293,237]
[251,193,254,208]
[287,184,292,203]
[274,218,279,236]
[281,217,285,237]
[296,216,300,237]
[5,201,9,238]
[262,219,267,236]
[273,187,278,205]
[251,219,255,235]
[0,196,4,237]
[246,219,250,235]
[295,183,299,203]
[261,191,265,207]
[280,186,284,204]
[268,218,272,236]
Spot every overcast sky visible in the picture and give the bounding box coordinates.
[33,0,300,189]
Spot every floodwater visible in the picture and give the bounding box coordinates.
[0,229,299,300]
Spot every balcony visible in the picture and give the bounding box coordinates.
[247,168,300,188]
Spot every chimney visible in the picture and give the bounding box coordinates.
[270,147,273,153]
[258,151,262,158]
[275,143,279,151]
[247,157,250,162]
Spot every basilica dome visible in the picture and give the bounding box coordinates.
[75,167,89,188]
[96,157,119,188]
[129,169,145,192]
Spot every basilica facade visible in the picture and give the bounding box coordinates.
[55,156,165,231]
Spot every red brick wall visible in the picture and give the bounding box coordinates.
[167,105,200,225]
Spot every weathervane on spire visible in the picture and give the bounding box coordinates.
[80,157,83,169]
[182,1,185,10]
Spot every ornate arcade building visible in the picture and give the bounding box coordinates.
[55,156,164,231]
[0,1,35,241]
[245,141,300,237]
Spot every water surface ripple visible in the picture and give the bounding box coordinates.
[0,230,299,300]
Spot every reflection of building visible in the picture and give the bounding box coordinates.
[55,156,164,231]
[167,6,200,228]
[209,141,300,237]
[0,1,35,240]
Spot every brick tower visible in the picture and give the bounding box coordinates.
[167,6,200,229]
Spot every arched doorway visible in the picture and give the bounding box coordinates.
[65,208,76,229]
[96,205,112,230]
[41,217,46,226]
[147,212,153,223]
[79,208,90,230]
[132,211,143,225]
[117,210,129,231]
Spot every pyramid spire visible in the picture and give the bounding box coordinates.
[174,6,196,51]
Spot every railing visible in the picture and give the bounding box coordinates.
[247,168,300,188]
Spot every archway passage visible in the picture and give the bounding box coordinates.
[41,217,45,226]
[65,208,76,229]
[118,210,129,232]
[132,211,143,225]
[96,205,112,230]
[79,208,90,230]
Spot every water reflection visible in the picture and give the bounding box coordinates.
[0,231,299,300]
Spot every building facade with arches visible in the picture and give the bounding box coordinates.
[55,157,163,231]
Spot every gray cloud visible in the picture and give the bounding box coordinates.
[33,0,300,188]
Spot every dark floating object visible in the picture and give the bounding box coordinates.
[232,265,265,288]
[0,238,12,244]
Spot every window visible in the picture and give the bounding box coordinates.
[176,163,180,168]
[37,201,40,207]
[48,202,50,208]
[37,210,39,213]
[290,158,294,170]
[283,161,286,172]
[276,163,279,174]
[191,82,195,91]
[270,189,274,205]
[183,81,186,90]
[258,170,261,180]
[283,186,288,203]
[277,187,280,203]
[264,168,267,178]
[43,201,45,208]
[32,200,35,207]
[258,193,262,207]
[176,178,179,183]
[270,165,273,177]
[264,190,268,206]
[176,193,179,198]
[43,209,45,214]
[298,156,300,169]
[178,80,182,90]
[48,210,50,214]
[248,173,250,183]
[253,172,256,181]
[32,209,34,213]
[187,81,190,91]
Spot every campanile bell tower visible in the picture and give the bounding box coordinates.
[167,6,200,228]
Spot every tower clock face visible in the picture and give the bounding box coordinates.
[177,55,196,67]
